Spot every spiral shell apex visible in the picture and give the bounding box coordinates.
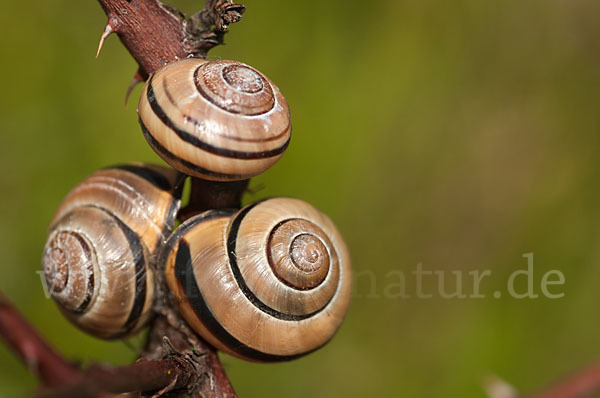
[138,58,292,181]
[162,198,352,362]
[43,206,155,339]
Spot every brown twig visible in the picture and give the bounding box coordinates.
[96,0,245,77]
[96,0,185,78]
[36,358,192,398]
[0,291,235,397]
[529,361,600,398]
[143,312,237,397]
[184,0,246,56]
[0,292,80,388]
[179,178,249,221]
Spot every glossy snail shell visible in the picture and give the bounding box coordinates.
[42,164,182,338]
[162,197,352,362]
[138,58,291,181]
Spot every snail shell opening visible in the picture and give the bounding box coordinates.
[163,198,352,362]
[138,58,291,181]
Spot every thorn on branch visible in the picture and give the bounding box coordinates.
[161,336,178,358]
[124,68,147,106]
[96,16,119,58]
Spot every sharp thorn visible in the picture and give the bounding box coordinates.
[124,69,146,106]
[96,20,115,58]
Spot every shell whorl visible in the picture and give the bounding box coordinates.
[43,206,154,339]
[269,219,332,290]
[49,164,182,254]
[43,229,97,313]
[163,198,352,362]
[138,58,291,181]
[42,164,182,339]
[227,199,342,316]
[196,60,275,115]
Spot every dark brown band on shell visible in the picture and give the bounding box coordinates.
[163,198,352,362]
[140,119,256,180]
[146,79,290,159]
[161,76,289,144]
[174,239,327,362]
[167,210,326,362]
[94,206,148,334]
[112,164,177,191]
[137,58,292,181]
[226,205,333,321]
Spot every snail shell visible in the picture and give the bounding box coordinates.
[42,164,182,338]
[162,197,352,362]
[138,58,291,181]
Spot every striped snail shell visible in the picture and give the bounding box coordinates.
[162,197,352,362]
[42,164,182,339]
[137,58,291,181]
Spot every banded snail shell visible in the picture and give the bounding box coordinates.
[138,58,291,181]
[162,197,352,362]
[42,164,182,338]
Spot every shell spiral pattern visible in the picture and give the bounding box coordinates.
[138,58,291,181]
[42,164,182,339]
[162,197,352,362]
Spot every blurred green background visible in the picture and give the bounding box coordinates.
[1,0,600,396]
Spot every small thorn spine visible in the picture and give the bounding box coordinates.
[96,17,118,58]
